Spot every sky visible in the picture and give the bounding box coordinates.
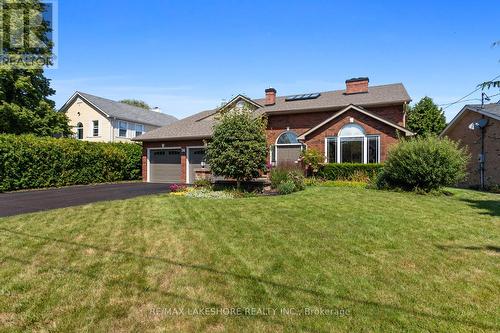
[47,0,500,121]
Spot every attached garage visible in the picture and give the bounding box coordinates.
[148,148,182,183]
[187,147,208,184]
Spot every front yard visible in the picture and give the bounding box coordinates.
[0,187,498,332]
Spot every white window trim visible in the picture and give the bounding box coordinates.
[92,120,99,137]
[146,147,182,183]
[324,134,381,164]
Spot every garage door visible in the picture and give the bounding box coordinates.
[149,149,181,183]
[188,148,208,183]
[276,145,302,166]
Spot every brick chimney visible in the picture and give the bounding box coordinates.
[265,87,277,105]
[345,77,369,94]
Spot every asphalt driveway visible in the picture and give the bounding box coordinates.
[0,182,170,218]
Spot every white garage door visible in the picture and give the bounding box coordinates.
[149,149,182,183]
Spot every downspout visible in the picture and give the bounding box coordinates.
[480,119,485,190]
[403,101,407,127]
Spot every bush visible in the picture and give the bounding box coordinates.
[269,166,305,193]
[193,179,212,189]
[300,148,323,176]
[317,163,382,181]
[377,136,469,192]
[0,134,142,192]
[277,180,296,195]
[269,167,291,189]
[169,184,187,193]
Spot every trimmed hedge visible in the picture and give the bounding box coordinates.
[317,163,383,181]
[0,134,142,192]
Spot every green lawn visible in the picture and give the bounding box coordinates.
[0,187,498,332]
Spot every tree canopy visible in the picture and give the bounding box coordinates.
[119,99,151,110]
[206,108,268,188]
[407,97,446,136]
[0,0,70,136]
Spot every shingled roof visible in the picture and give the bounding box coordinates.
[441,102,500,136]
[134,83,411,141]
[61,92,178,127]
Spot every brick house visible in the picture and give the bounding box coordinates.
[133,78,413,183]
[441,103,500,188]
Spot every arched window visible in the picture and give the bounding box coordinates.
[76,122,83,140]
[276,131,300,144]
[338,123,365,137]
[271,131,303,166]
[326,123,380,164]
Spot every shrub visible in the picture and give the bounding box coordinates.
[287,170,305,191]
[269,166,305,193]
[269,167,291,189]
[300,148,323,176]
[169,184,187,193]
[317,163,382,181]
[277,180,296,195]
[0,134,142,192]
[377,136,469,192]
[193,179,212,189]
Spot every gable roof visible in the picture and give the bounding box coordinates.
[441,103,500,136]
[60,92,178,127]
[298,104,414,139]
[134,82,411,141]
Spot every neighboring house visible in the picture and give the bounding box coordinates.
[60,92,177,142]
[441,103,500,188]
[133,77,414,183]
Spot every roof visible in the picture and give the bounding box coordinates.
[61,92,178,127]
[441,103,500,136]
[253,83,410,115]
[298,104,414,139]
[134,82,411,141]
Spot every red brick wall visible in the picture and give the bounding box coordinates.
[267,107,403,162]
[142,139,206,183]
[443,110,500,187]
[141,104,407,182]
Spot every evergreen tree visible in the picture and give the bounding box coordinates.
[407,97,446,136]
[0,0,70,136]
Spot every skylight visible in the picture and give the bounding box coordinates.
[285,93,321,102]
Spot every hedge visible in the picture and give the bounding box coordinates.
[0,134,142,192]
[317,163,383,181]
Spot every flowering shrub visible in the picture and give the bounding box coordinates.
[169,184,187,193]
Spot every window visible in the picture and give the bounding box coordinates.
[341,137,363,163]
[76,122,83,140]
[119,121,127,137]
[92,120,99,137]
[368,136,380,163]
[135,124,144,137]
[326,138,337,163]
[325,124,380,164]
[277,131,300,144]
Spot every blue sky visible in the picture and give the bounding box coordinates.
[47,0,500,120]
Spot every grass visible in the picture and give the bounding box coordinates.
[0,187,498,332]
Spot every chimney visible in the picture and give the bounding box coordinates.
[345,77,369,95]
[265,87,277,105]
